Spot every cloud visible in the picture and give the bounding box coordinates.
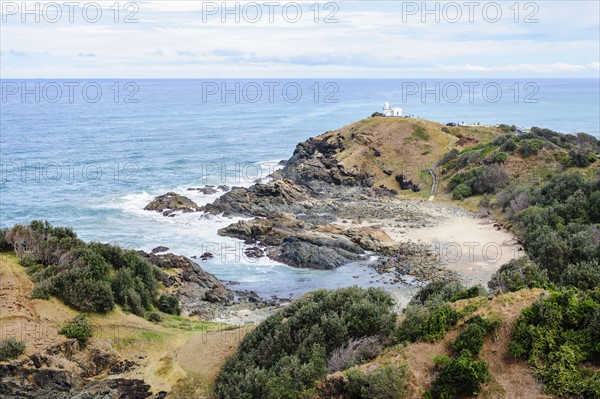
[437,63,600,73]
[8,49,28,57]
[77,53,96,58]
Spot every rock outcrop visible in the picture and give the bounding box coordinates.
[138,252,234,318]
[0,340,160,399]
[144,192,198,216]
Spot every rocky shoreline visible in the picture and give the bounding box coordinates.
[141,119,497,323]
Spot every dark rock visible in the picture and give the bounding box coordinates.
[199,252,214,261]
[144,192,198,214]
[383,169,393,176]
[151,246,169,254]
[199,186,218,195]
[217,185,230,192]
[395,174,420,192]
[273,236,363,270]
[244,246,264,258]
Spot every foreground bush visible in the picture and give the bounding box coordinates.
[431,351,490,399]
[488,256,549,293]
[346,364,408,399]
[157,294,182,316]
[509,289,600,398]
[214,287,396,399]
[0,338,26,361]
[59,314,93,347]
[3,221,168,315]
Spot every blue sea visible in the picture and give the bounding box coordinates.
[1,79,599,298]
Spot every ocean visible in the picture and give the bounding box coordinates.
[1,78,599,298]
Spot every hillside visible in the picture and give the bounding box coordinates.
[0,251,248,398]
[316,288,552,399]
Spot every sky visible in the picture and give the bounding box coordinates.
[0,0,599,78]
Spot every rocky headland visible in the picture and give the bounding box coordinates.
[145,117,520,303]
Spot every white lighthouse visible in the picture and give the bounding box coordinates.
[383,101,402,117]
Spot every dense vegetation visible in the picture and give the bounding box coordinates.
[0,221,179,316]
[510,289,600,398]
[394,279,484,344]
[214,287,396,399]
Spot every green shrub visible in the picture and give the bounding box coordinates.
[431,351,490,399]
[157,294,182,316]
[452,183,471,200]
[560,260,600,290]
[492,151,508,164]
[488,257,549,293]
[214,287,395,399]
[409,279,467,307]
[509,289,600,397]
[145,312,163,323]
[3,222,161,315]
[59,314,93,347]
[501,138,517,153]
[450,316,500,356]
[518,139,542,157]
[395,303,460,343]
[0,338,26,361]
[449,286,486,302]
[346,365,408,399]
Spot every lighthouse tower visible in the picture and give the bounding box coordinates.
[383,101,402,117]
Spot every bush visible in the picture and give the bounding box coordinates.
[3,222,161,314]
[518,139,542,157]
[214,287,396,399]
[409,279,467,307]
[560,260,600,290]
[157,294,181,316]
[492,151,508,164]
[452,183,471,200]
[59,314,93,347]
[431,352,491,399]
[488,257,549,293]
[0,338,26,361]
[509,289,600,397]
[145,312,163,323]
[501,138,517,153]
[346,365,408,399]
[395,303,460,343]
[450,316,500,356]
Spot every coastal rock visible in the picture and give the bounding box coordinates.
[138,252,234,313]
[272,236,364,269]
[144,192,198,214]
[151,246,169,253]
[202,180,315,217]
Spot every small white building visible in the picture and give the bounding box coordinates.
[383,101,402,117]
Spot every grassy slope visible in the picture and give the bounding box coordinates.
[0,251,248,397]
[342,289,552,399]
